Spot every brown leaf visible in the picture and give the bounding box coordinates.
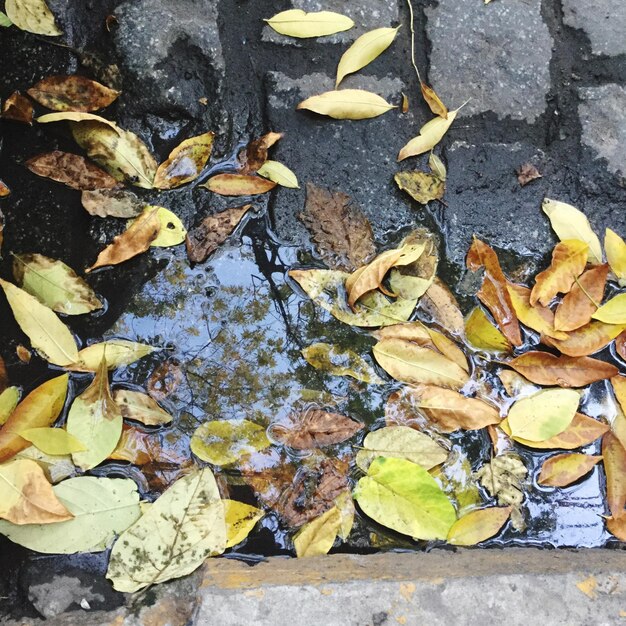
[299,183,376,272]
[16,345,31,364]
[185,204,252,264]
[542,320,626,357]
[272,409,363,449]
[537,453,601,487]
[554,264,608,332]
[0,357,7,394]
[0,181,9,197]
[506,282,568,340]
[516,163,542,187]
[203,174,276,196]
[81,189,144,218]
[86,207,160,272]
[239,132,283,174]
[420,82,448,118]
[345,249,405,309]
[467,238,522,347]
[26,151,119,190]
[602,432,626,518]
[616,331,626,361]
[1,92,33,125]
[420,277,465,337]
[27,75,120,112]
[507,352,618,388]
[147,360,185,402]
[153,131,214,190]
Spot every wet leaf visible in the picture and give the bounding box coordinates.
[616,331,626,361]
[530,240,589,306]
[294,506,341,557]
[66,358,122,470]
[86,206,160,272]
[297,89,395,120]
[516,163,542,186]
[0,387,20,425]
[265,9,354,38]
[203,173,276,196]
[147,360,184,402]
[355,425,448,472]
[602,432,626,518]
[428,152,447,180]
[69,340,157,372]
[542,198,602,264]
[506,282,568,340]
[0,278,79,366]
[107,468,226,592]
[335,27,400,87]
[592,294,626,325]
[28,75,119,112]
[605,228,626,287]
[354,456,456,540]
[257,160,299,188]
[398,109,458,161]
[447,506,511,546]
[606,513,626,541]
[542,320,626,357]
[37,110,120,130]
[554,264,608,331]
[334,490,355,540]
[153,132,214,189]
[420,278,465,337]
[1,91,33,124]
[299,184,375,272]
[223,500,263,548]
[507,388,579,442]
[401,93,409,114]
[394,170,444,204]
[0,181,9,197]
[81,189,144,218]
[0,477,140,554]
[239,132,283,174]
[13,253,103,315]
[112,389,173,426]
[5,0,61,35]
[420,83,448,118]
[19,428,86,455]
[302,342,383,384]
[0,12,12,26]
[191,419,271,466]
[465,307,511,352]
[507,352,617,388]
[537,453,601,487]
[130,206,186,248]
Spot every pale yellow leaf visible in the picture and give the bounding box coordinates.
[398,109,458,161]
[19,428,86,455]
[605,228,626,287]
[5,0,60,36]
[265,9,354,38]
[68,340,157,372]
[0,387,20,425]
[297,89,395,120]
[129,206,186,248]
[592,294,626,324]
[112,389,172,426]
[257,160,299,188]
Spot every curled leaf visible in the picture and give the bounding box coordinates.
[420,83,448,118]
[265,9,354,38]
[239,132,283,174]
[153,132,214,189]
[297,89,395,120]
[27,75,119,112]
[506,282,568,340]
[1,92,33,124]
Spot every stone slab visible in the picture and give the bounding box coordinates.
[563,0,626,57]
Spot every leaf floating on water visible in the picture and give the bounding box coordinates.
[19,428,86,455]
[0,278,79,366]
[0,477,140,554]
[335,27,400,87]
[13,253,102,315]
[420,278,465,337]
[537,453,601,487]
[5,0,61,35]
[265,9,354,38]
[516,163,542,187]
[592,294,626,325]
[202,173,276,196]
[605,229,626,287]
[354,456,456,540]
[394,170,444,204]
[447,506,511,546]
[153,131,214,189]
[257,160,299,188]
[81,189,144,218]
[294,506,341,557]
[112,389,173,426]
[542,320,626,357]
[239,132,283,174]
[602,432,626,519]
[223,500,264,548]
[398,109,458,161]
[28,75,119,112]
[130,206,186,248]
[297,89,396,120]
[542,198,602,264]
[0,387,20,425]
[465,307,511,353]
[1,92,33,124]
[69,340,157,372]
[506,282,568,340]
[107,468,226,592]
[420,83,448,118]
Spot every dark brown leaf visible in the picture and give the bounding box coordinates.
[1,92,33,125]
[516,163,542,187]
[239,131,283,174]
[81,189,144,218]
[27,75,120,112]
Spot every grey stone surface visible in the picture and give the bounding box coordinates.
[28,576,104,619]
[425,0,553,122]
[579,84,626,179]
[563,0,626,56]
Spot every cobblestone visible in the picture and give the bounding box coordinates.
[563,0,626,56]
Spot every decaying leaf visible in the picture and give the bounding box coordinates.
[223,500,264,548]
[13,253,102,315]
[537,453,601,487]
[602,432,626,518]
[153,132,214,189]
[203,173,276,196]
[420,83,448,118]
[28,75,119,112]
[506,282,568,340]
[297,89,395,120]
[447,506,511,546]
[465,307,511,352]
[354,456,456,540]
[2,91,33,124]
[107,468,226,592]
[394,170,444,204]
[605,228,626,287]
[239,132,283,174]
[420,278,465,337]
[16,345,31,364]
[398,109,458,161]
[81,189,144,219]
[542,320,626,357]
[294,506,341,557]
[257,160,299,188]
[301,342,383,384]
[69,340,157,372]
[113,389,173,426]
[592,294,626,325]
[5,0,61,35]
[265,9,354,38]
[19,428,85,455]
[516,163,542,187]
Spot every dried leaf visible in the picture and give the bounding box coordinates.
[301,342,383,384]
[542,320,626,357]
[420,83,448,118]
[335,27,399,87]
[398,109,458,161]
[186,204,252,264]
[605,228,626,287]
[447,506,511,546]
[257,160,299,188]
[516,163,542,187]
[294,506,341,557]
[81,189,144,218]
[5,0,61,35]
[18,427,85,455]
[465,307,511,352]
[13,253,102,315]
[265,9,354,38]
[394,170,444,204]
[615,331,626,361]
[37,110,120,130]
[428,153,447,180]
[506,282,568,340]
[69,340,157,372]
[420,278,465,337]
[239,132,283,174]
[223,500,263,548]
[153,132,214,189]
[2,92,33,124]
[602,432,626,518]
[537,453,601,487]
[592,294,626,325]
[542,198,602,264]
[113,389,173,426]
[203,173,276,196]
[28,75,119,111]
[297,89,395,120]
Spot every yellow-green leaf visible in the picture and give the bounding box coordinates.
[112,389,172,426]
[302,342,383,384]
[465,307,511,352]
[0,12,13,27]
[447,506,511,546]
[68,340,157,372]
[297,89,395,120]
[592,294,626,324]
[0,387,20,425]
[257,160,299,188]
[5,0,61,35]
[294,506,342,557]
[223,500,264,548]
[19,428,86,455]
[398,109,458,161]
[394,170,444,204]
[153,131,214,189]
[605,228,626,287]
[129,206,186,248]
[265,9,354,38]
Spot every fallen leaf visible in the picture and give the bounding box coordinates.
[257,160,299,188]
[432,451,482,516]
[394,170,444,204]
[294,506,341,557]
[355,425,448,471]
[354,456,456,540]
[334,490,355,540]
[239,132,283,174]
[0,278,79,366]
[81,189,144,218]
[537,453,602,487]
[602,432,626,518]
[616,331,626,361]
[16,345,31,364]
[0,181,9,197]
[130,206,186,248]
[223,500,263,548]
[335,27,399,87]
[265,9,354,38]
[1,91,33,124]
[0,387,20,425]
[113,389,173,426]
[297,89,396,120]
[554,264,608,331]
[19,428,85,455]
[420,83,448,118]
[447,506,511,546]
[302,342,382,384]
[5,0,61,35]
[202,173,276,196]
[37,110,120,130]
[605,228,626,287]
[69,340,157,372]
[107,468,226,592]
[0,356,7,392]
[592,294,626,325]
[531,239,589,306]
[147,360,184,402]
[428,152,446,180]
[542,198,602,264]
[0,375,68,463]
[507,388,579,442]
[465,307,511,352]
[86,206,160,272]
[542,320,626,357]
[401,93,409,113]
[0,12,12,27]
[153,131,214,189]
[420,278,465,337]
[507,352,618,388]
[0,476,140,553]
[606,513,626,541]
[398,109,458,161]
[516,163,542,187]
[13,253,103,315]
[28,75,119,111]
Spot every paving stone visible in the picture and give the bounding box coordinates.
[563,0,626,57]
[425,0,553,122]
[28,577,104,619]
[578,84,626,179]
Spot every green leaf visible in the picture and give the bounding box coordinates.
[19,428,86,455]
[0,11,13,27]
[0,477,140,553]
[302,342,383,384]
[0,387,20,425]
[107,468,226,592]
[354,456,456,540]
[224,500,264,548]
[257,160,299,188]
[265,9,354,38]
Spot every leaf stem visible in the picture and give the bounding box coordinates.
[574,276,601,309]
[405,0,422,84]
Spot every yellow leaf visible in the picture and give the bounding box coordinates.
[202,173,276,196]
[37,111,119,130]
[294,506,342,557]
[153,131,214,189]
[447,506,511,546]
[265,9,354,38]
[397,109,458,161]
[112,389,172,426]
[465,307,511,352]
[257,160,299,188]
[68,340,157,372]
[334,491,355,540]
[592,294,626,324]
[0,387,20,425]
[605,228,626,287]
[428,152,447,180]
[133,206,186,248]
[537,453,602,487]
[223,500,264,548]
[336,27,399,87]
[541,198,602,264]
[0,278,79,366]
[301,342,383,384]
[297,89,396,120]
[19,428,86,455]
[394,170,445,204]
[5,0,60,35]
[420,83,448,118]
